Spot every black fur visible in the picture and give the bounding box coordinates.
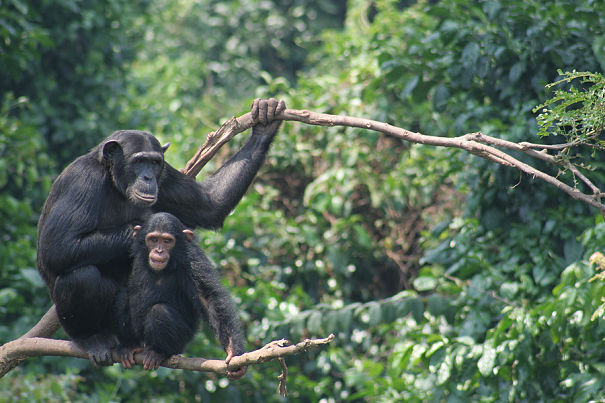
[36,99,285,365]
[116,212,245,370]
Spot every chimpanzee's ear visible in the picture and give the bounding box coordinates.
[102,140,122,161]
[133,225,142,239]
[183,229,194,242]
[161,142,171,153]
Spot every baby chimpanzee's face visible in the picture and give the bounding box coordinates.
[145,232,175,271]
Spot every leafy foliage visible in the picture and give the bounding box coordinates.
[0,94,52,337]
[534,70,605,143]
[0,0,149,164]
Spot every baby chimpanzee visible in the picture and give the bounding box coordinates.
[116,212,247,379]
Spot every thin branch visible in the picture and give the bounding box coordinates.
[519,140,579,150]
[0,306,63,377]
[464,133,602,197]
[0,335,335,379]
[182,109,605,216]
[277,357,288,397]
[519,131,604,151]
[19,305,60,340]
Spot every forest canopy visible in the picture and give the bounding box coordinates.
[1,0,605,401]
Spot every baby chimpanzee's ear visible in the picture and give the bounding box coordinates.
[183,229,194,242]
[133,225,142,238]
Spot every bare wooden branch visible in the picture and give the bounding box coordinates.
[182,108,605,215]
[277,357,288,397]
[18,305,60,340]
[0,335,335,379]
[0,306,64,377]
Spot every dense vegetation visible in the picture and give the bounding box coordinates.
[1,0,604,401]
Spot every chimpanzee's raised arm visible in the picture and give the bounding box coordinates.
[155,99,286,230]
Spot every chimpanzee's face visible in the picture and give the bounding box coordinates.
[145,231,175,271]
[101,131,169,207]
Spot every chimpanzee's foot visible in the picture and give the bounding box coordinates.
[116,345,143,369]
[225,347,247,380]
[74,333,116,367]
[142,347,168,371]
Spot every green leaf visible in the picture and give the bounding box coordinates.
[433,84,450,111]
[409,297,424,323]
[437,355,452,385]
[413,276,437,292]
[353,224,373,250]
[307,311,323,334]
[462,42,480,66]
[477,343,496,376]
[367,301,382,326]
[427,294,445,316]
[21,268,44,287]
[400,76,419,99]
[509,62,525,83]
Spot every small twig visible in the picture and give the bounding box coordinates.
[466,133,602,197]
[519,140,579,150]
[277,357,288,397]
[0,335,335,379]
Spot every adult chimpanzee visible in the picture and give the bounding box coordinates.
[115,212,246,378]
[37,98,285,366]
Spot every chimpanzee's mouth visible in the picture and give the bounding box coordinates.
[134,191,157,204]
[149,257,168,271]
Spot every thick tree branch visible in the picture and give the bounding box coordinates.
[0,335,334,382]
[6,304,333,396]
[182,108,605,215]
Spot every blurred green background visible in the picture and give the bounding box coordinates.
[1,0,605,401]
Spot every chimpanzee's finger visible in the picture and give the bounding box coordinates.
[266,98,277,122]
[258,99,268,125]
[250,98,260,122]
[276,99,286,115]
[90,355,99,368]
[227,365,248,380]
